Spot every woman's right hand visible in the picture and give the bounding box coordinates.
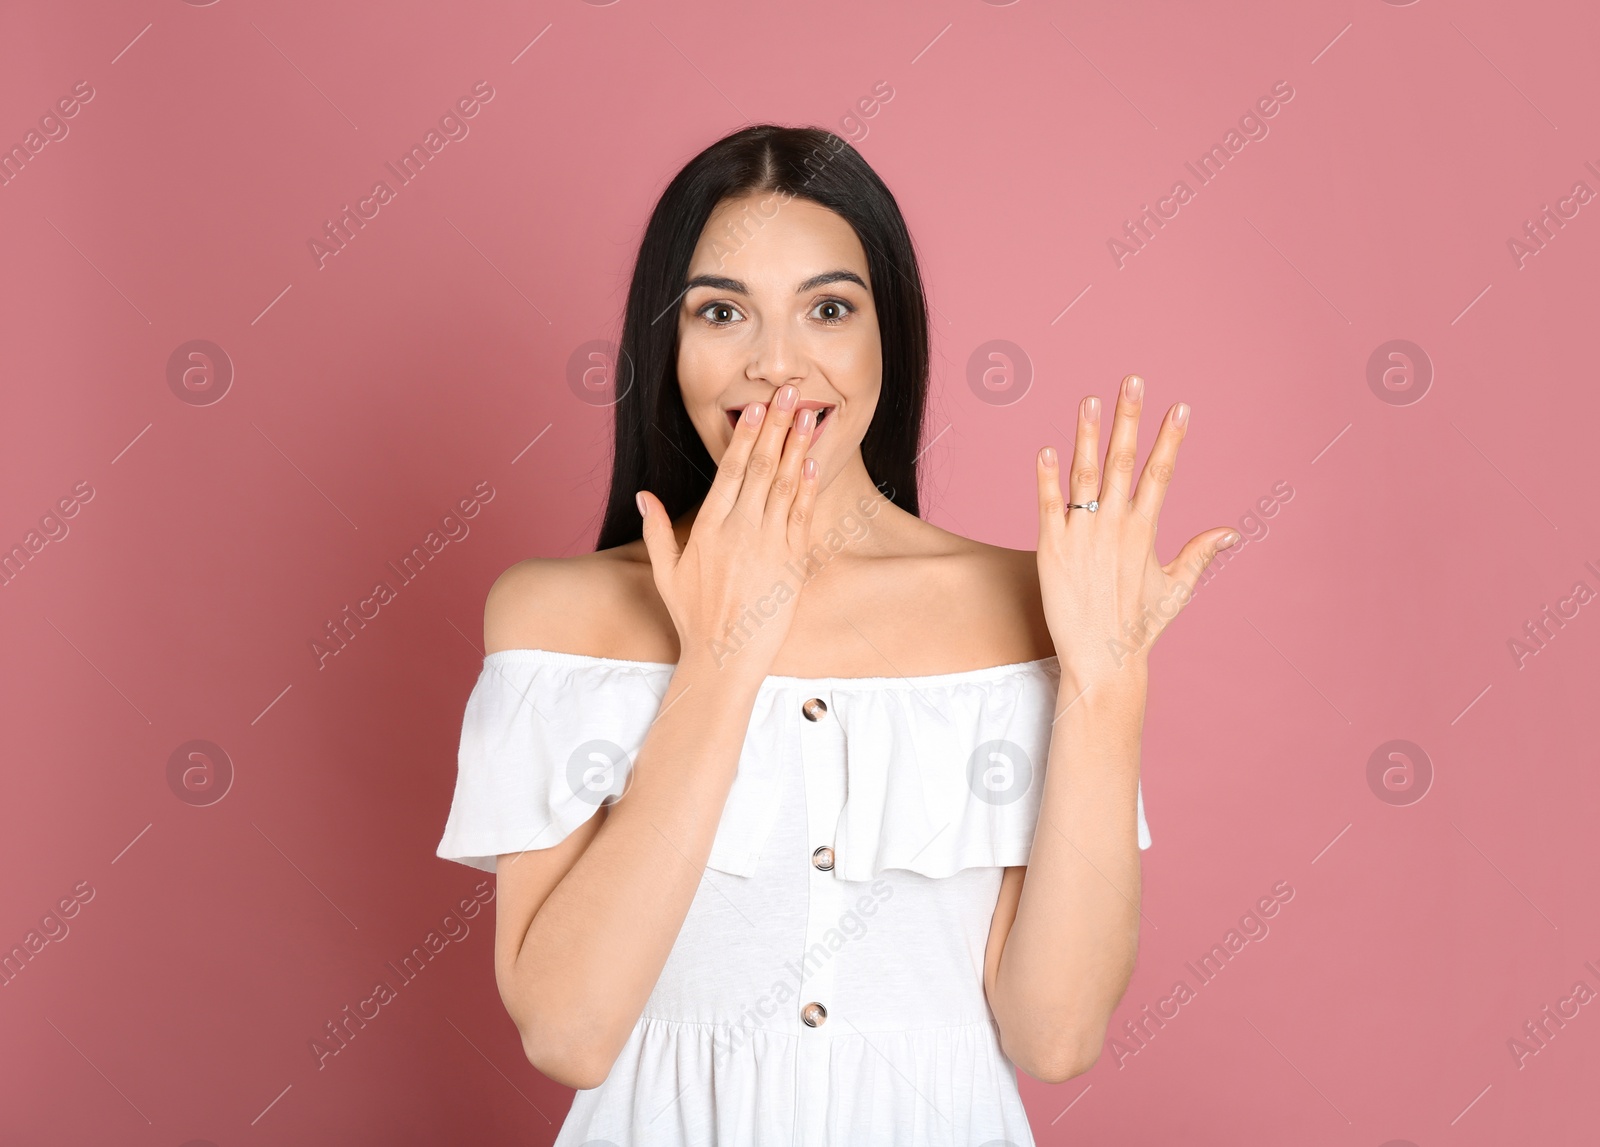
[636,383,820,676]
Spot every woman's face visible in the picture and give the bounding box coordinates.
[676,192,882,481]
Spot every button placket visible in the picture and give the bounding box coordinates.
[794,687,844,1147]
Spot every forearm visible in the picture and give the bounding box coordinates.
[992,670,1147,1080]
[507,653,762,1069]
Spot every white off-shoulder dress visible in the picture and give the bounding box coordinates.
[436,648,1151,1147]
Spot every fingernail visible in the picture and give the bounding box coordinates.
[636,492,647,517]
[797,408,815,433]
[802,457,818,479]
[1173,402,1189,428]
[1124,374,1144,401]
[1041,446,1057,468]
[1084,396,1100,423]
[1220,531,1239,547]
[746,402,765,425]
[776,385,798,411]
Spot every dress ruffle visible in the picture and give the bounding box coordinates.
[436,649,1150,880]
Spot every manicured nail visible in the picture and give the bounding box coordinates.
[1084,396,1100,423]
[745,402,765,425]
[1173,402,1189,428]
[802,457,818,479]
[1124,374,1144,401]
[1220,531,1239,547]
[797,408,815,433]
[635,492,647,517]
[776,385,798,411]
[1041,446,1058,468]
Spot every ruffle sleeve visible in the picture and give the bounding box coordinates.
[826,658,1151,881]
[434,651,786,875]
[437,653,644,872]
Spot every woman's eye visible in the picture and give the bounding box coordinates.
[812,299,854,325]
[698,302,743,326]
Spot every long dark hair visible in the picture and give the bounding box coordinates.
[593,124,930,551]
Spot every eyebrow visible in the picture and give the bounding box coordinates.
[683,269,868,295]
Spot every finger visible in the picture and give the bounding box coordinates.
[636,490,682,577]
[704,400,768,525]
[787,454,821,552]
[1068,395,1102,515]
[766,405,814,525]
[1163,527,1240,598]
[1100,373,1145,515]
[1131,401,1188,525]
[733,383,799,523]
[1036,443,1066,543]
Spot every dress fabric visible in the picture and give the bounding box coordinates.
[436,648,1151,1147]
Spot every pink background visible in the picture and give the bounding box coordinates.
[2,0,1596,1143]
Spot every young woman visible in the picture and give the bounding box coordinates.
[437,124,1237,1146]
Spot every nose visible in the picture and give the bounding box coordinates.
[745,319,808,391]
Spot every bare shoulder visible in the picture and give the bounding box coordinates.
[912,520,1054,660]
[483,540,679,661]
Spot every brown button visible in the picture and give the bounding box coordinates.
[801,1001,828,1027]
[802,697,828,721]
[811,845,835,872]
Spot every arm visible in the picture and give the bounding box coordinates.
[491,387,821,1090]
[985,373,1238,1082]
[985,673,1146,1083]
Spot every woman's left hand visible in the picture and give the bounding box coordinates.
[1035,373,1239,696]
